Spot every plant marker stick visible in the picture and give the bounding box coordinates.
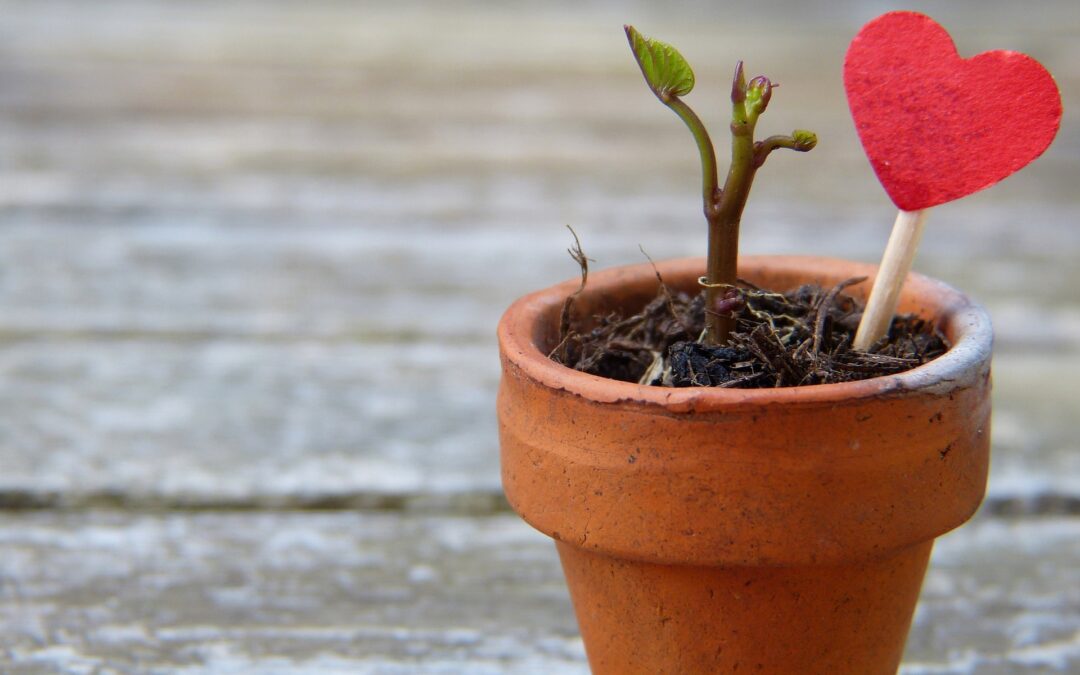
[853,209,928,351]
[845,12,1060,352]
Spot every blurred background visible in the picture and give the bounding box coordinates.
[0,0,1076,672]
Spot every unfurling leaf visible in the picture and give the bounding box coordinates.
[791,129,818,151]
[625,25,695,100]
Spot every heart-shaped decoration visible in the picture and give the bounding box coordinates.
[844,11,1061,211]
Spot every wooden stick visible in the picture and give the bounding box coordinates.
[853,209,929,351]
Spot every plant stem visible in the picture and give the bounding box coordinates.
[704,65,761,345]
[664,94,741,346]
[665,98,719,211]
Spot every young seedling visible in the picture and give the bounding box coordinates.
[625,25,817,345]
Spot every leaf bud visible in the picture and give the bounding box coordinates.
[791,129,818,151]
[730,61,746,104]
[745,75,773,115]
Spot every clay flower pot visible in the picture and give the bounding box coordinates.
[497,256,992,675]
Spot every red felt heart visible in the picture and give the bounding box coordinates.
[844,11,1061,211]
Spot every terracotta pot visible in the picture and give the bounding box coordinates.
[497,256,992,675]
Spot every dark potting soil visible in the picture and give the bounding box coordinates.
[549,271,949,389]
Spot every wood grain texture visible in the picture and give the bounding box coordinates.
[0,1,1077,670]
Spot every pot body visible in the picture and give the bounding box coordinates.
[497,256,992,675]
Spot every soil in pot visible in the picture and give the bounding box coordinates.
[551,260,948,388]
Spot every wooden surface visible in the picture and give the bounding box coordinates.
[0,0,1077,671]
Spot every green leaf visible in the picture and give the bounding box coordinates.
[625,25,695,100]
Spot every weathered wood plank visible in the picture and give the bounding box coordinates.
[0,220,1076,348]
[0,0,1076,348]
[907,516,1080,673]
[0,339,501,503]
[0,0,1075,508]
[0,512,1076,673]
[0,342,1074,506]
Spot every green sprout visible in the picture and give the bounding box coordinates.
[625,25,817,345]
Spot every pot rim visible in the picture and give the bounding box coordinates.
[498,255,992,413]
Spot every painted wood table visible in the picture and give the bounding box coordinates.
[0,1,1077,671]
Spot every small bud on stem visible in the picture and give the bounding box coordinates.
[745,76,773,116]
[731,61,747,104]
